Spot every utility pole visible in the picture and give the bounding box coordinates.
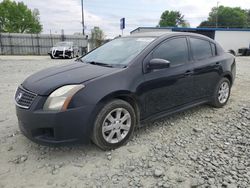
[216,1,219,28]
[81,0,85,35]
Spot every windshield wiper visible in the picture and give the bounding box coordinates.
[77,59,124,68]
[87,61,114,68]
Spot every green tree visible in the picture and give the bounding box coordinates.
[90,26,105,48]
[199,6,248,28]
[0,0,42,33]
[247,9,250,26]
[158,10,188,27]
[199,20,214,28]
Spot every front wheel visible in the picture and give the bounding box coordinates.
[49,54,55,59]
[210,77,231,108]
[92,99,136,150]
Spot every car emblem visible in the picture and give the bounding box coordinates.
[16,92,23,102]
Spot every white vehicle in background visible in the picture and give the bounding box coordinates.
[48,41,79,59]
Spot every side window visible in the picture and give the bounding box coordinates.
[153,37,189,66]
[210,42,217,56]
[190,38,212,60]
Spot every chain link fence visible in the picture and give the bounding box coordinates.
[0,33,88,55]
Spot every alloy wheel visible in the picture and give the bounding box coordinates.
[218,81,230,104]
[102,108,131,144]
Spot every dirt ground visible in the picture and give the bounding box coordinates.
[0,56,249,188]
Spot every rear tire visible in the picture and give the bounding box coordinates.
[92,99,136,150]
[210,77,231,108]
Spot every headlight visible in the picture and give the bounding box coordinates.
[43,85,85,111]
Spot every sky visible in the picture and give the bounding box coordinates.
[10,0,250,38]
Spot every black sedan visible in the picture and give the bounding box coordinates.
[15,32,236,150]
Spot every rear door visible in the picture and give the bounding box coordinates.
[189,37,221,99]
[141,37,195,118]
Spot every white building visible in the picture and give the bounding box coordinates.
[130,27,250,55]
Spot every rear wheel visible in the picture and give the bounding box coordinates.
[92,99,136,150]
[210,77,231,108]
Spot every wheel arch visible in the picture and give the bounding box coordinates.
[94,91,141,126]
[222,72,233,85]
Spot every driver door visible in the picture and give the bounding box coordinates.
[141,37,195,118]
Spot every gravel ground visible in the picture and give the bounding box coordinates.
[0,56,249,188]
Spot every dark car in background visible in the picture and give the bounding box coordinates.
[48,41,79,59]
[15,32,236,150]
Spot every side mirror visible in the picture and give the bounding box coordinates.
[147,58,170,70]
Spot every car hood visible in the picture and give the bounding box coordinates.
[22,62,119,95]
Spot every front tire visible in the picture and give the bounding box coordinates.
[92,99,136,150]
[49,54,55,59]
[210,77,231,108]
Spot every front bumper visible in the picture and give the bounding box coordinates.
[48,50,72,58]
[16,104,95,145]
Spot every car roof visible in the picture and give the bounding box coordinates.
[128,31,175,37]
[128,31,213,41]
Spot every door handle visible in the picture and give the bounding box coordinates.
[184,70,193,76]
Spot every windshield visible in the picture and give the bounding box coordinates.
[55,42,73,47]
[81,37,155,66]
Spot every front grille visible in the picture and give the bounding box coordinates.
[15,86,37,109]
[55,51,63,55]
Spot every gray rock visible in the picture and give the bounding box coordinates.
[148,161,154,168]
[7,146,13,151]
[52,169,59,175]
[60,182,67,187]
[10,155,28,164]
[129,166,135,172]
[20,156,27,163]
[54,164,60,169]
[176,177,185,183]
[189,155,197,161]
[165,152,173,158]
[154,168,163,177]
[163,183,171,188]
[152,157,157,162]
[107,155,112,161]
[193,128,203,133]
[191,178,205,187]
[37,164,44,169]
[157,181,163,187]
[155,144,162,150]
[141,156,147,161]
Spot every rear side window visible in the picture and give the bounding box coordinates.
[153,37,189,66]
[190,38,212,60]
